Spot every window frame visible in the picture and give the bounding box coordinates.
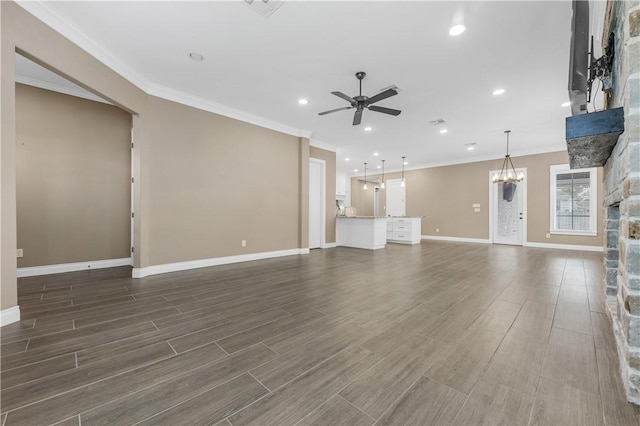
[549,164,598,236]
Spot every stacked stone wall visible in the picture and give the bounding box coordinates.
[604,0,640,403]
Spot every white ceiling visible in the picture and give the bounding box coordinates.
[16,1,583,175]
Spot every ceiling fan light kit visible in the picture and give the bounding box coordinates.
[318,71,402,126]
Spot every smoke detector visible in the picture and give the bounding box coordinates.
[244,0,284,18]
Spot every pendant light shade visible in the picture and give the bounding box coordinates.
[363,163,368,190]
[492,130,524,183]
[381,160,386,189]
[401,156,406,187]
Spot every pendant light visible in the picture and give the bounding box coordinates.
[401,156,406,187]
[381,160,386,189]
[363,163,368,190]
[492,130,524,183]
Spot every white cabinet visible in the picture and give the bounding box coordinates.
[386,217,422,244]
[337,217,387,250]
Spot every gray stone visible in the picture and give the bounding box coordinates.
[624,241,640,274]
[631,79,640,112]
[625,176,640,197]
[627,113,639,143]
[608,205,622,220]
[608,230,620,248]
[609,267,620,287]
[608,249,621,260]
[630,196,640,217]
[630,275,640,291]
[629,142,640,174]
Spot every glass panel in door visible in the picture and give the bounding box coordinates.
[493,181,523,245]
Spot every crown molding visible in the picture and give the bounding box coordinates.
[309,138,338,152]
[16,1,315,140]
[147,83,311,138]
[16,75,112,105]
[16,1,150,92]
[346,144,567,177]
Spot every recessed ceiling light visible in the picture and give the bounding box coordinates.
[364,127,372,132]
[377,165,381,169]
[492,88,505,96]
[354,169,359,172]
[298,98,308,105]
[403,161,409,165]
[188,52,205,62]
[449,24,466,36]
[373,152,379,156]
[465,142,477,151]
[345,158,350,161]
[440,129,448,134]
[561,101,571,107]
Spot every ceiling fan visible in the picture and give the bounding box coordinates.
[318,71,401,126]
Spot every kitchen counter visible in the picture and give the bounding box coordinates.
[336,217,387,250]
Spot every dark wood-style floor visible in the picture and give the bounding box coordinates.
[1,241,638,425]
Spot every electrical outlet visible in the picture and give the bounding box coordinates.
[241,240,247,247]
[546,233,551,239]
[16,249,23,258]
[436,228,440,233]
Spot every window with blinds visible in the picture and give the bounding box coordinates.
[550,165,598,235]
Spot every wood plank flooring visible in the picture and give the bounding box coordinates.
[1,241,639,425]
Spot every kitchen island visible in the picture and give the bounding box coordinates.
[336,216,387,250]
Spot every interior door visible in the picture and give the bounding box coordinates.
[386,179,405,216]
[492,175,525,245]
[309,159,325,249]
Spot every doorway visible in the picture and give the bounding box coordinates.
[309,158,326,249]
[489,169,527,245]
[15,53,133,273]
[386,179,405,217]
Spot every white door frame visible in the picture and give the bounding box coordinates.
[130,129,135,266]
[386,178,406,217]
[309,158,326,249]
[488,168,527,245]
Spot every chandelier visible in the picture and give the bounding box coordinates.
[492,130,524,183]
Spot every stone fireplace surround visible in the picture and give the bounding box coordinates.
[602,0,640,404]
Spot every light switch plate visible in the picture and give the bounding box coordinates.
[16,249,23,258]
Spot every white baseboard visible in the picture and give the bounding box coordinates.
[17,258,131,278]
[133,248,309,278]
[422,235,491,244]
[523,241,604,252]
[323,243,337,248]
[1,306,21,327]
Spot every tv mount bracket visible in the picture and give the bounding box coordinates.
[587,33,614,103]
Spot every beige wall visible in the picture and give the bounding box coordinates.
[310,147,336,244]
[2,1,146,310]
[145,96,303,265]
[349,177,376,217]
[0,2,312,312]
[15,84,132,267]
[351,150,604,247]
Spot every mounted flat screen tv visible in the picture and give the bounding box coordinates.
[568,0,589,116]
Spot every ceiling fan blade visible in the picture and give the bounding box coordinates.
[331,91,357,104]
[368,105,402,116]
[318,106,352,116]
[353,108,363,126]
[365,88,398,105]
